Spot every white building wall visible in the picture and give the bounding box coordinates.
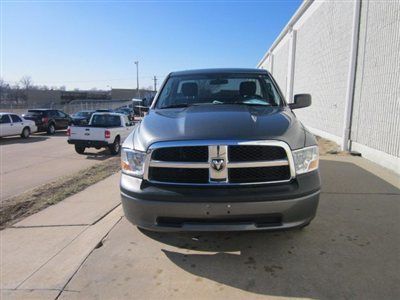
[270,38,290,98]
[260,56,272,73]
[351,0,400,159]
[293,0,354,138]
[257,0,400,174]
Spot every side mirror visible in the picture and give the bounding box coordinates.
[289,94,311,109]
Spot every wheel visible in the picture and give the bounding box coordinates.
[47,123,56,135]
[21,127,30,138]
[74,145,86,154]
[108,137,120,155]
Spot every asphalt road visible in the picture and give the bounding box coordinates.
[58,157,400,299]
[0,132,112,200]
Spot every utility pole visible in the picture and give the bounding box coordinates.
[153,75,158,92]
[134,61,140,98]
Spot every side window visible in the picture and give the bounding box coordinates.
[10,115,22,123]
[1,115,11,124]
[48,110,56,117]
[57,111,67,117]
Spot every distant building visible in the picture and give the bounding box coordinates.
[111,88,156,102]
[26,90,62,107]
[1,88,155,108]
[60,91,111,104]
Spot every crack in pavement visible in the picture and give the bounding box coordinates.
[55,216,124,300]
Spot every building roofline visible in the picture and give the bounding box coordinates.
[257,0,314,68]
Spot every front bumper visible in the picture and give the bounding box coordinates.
[30,125,38,133]
[120,171,321,232]
[68,139,109,147]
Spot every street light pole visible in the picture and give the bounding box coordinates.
[134,61,140,98]
[153,75,157,92]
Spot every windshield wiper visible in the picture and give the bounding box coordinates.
[160,103,196,109]
[230,102,274,107]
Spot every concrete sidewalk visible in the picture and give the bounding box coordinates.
[0,173,123,299]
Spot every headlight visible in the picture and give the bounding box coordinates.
[292,146,319,175]
[121,148,146,177]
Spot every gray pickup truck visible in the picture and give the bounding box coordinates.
[120,68,320,232]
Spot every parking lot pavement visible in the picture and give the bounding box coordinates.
[0,132,111,200]
[57,156,399,300]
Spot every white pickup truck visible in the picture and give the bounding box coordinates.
[67,112,135,155]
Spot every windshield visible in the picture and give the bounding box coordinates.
[26,110,44,116]
[156,74,282,109]
[90,114,121,127]
[74,111,91,117]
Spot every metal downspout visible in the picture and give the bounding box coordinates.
[342,0,362,151]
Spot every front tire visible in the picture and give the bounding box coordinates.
[21,127,30,139]
[108,137,120,155]
[47,123,56,135]
[74,145,86,154]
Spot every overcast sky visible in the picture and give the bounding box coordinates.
[1,0,301,90]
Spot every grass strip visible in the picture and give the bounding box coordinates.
[0,157,120,229]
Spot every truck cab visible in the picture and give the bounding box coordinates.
[120,68,320,231]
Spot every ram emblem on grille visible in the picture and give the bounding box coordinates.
[211,158,225,172]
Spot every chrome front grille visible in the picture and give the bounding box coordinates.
[144,140,295,185]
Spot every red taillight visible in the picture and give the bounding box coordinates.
[42,117,48,123]
[105,130,110,139]
[67,127,71,136]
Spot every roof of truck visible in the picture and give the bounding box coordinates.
[169,68,269,77]
[92,112,124,116]
[27,108,56,111]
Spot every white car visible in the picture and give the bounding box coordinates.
[67,112,135,155]
[0,112,37,138]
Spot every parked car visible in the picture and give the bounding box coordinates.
[133,105,149,116]
[114,107,135,121]
[95,109,114,113]
[0,112,37,138]
[71,110,95,126]
[120,68,321,232]
[67,112,134,155]
[22,109,71,134]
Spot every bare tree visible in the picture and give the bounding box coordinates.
[0,78,7,89]
[20,76,33,90]
[0,78,10,104]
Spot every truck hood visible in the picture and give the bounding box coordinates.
[131,105,306,151]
